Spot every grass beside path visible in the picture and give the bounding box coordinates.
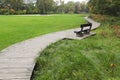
[32,16,120,80]
[0,14,85,50]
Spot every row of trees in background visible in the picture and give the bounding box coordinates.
[88,0,120,16]
[0,0,25,14]
[0,0,88,15]
[54,1,88,14]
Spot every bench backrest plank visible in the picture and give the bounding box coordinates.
[80,23,92,32]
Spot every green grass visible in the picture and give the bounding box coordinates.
[32,16,120,80]
[0,14,85,50]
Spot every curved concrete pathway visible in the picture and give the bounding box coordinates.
[0,17,100,80]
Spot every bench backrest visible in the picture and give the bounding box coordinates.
[81,23,92,27]
[80,23,92,32]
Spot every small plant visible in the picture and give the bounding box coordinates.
[23,10,27,14]
[111,25,120,38]
[90,14,106,21]
[9,9,15,14]
[100,30,108,37]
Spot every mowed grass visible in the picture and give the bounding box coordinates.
[0,14,85,50]
[32,16,120,80]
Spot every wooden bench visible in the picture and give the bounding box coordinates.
[74,22,92,37]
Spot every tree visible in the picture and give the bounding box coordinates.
[75,2,81,13]
[64,1,75,13]
[57,0,65,13]
[37,0,54,14]
[0,0,23,14]
[88,0,120,16]
[80,1,89,13]
[25,3,37,14]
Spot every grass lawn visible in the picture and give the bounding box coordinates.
[32,16,120,80]
[0,14,85,50]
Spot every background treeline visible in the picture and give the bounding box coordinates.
[0,0,119,16]
[0,0,88,15]
[88,0,120,16]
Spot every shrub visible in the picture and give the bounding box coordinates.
[9,9,15,15]
[0,8,8,15]
[32,9,38,14]
[90,14,106,21]
[16,10,27,14]
[23,10,27,14]
[111,25,120,38]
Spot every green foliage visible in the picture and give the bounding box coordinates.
[0,14,85,50]
[0,0,23,10]
[37,0,54,14]
[74,2,81,13]
[57,1,88,14]
[32,16,120,80]
[0,0,24,15]
[88,0,120,16]
[0,0,88,15]
[25,3,38,14]
[64,1,75,14]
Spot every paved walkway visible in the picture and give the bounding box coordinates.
[0,17,100,80]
